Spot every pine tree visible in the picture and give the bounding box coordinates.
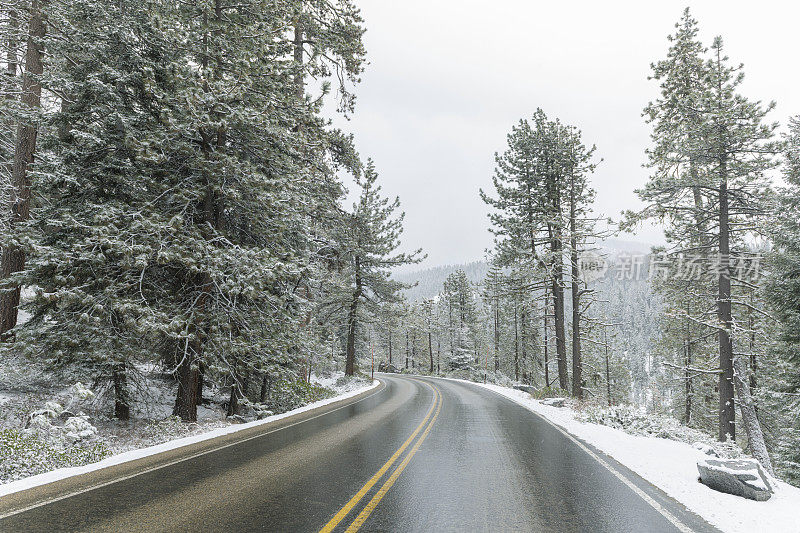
[632,9,778,470]
[442,270,479,371]
[765,116,800,480]
[336,160,422,376]
[482,109,600,394]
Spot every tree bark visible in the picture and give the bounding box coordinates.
[717,163,735,441]
[570,239,582,399]
[173,344,200,421]
[550,225,569,390]
[428,331,433,373]
[388,330,392,365]
[260,373,269,403]
[113,363,130,420]
[733,354,773,473]
[513,302,519,382]
[0,0,44,337]
[543,286,550,387]
[685,298,693,424]
[405,329,409,370]
[345,257,361,376]
[493,299,499,372]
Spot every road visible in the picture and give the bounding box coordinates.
[0,374,721,532]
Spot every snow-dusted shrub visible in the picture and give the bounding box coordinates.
[44,401,64,416]
[0,428,110,483]
[266,380,335,414]
[578,404,743,459]
[137,416,191,444]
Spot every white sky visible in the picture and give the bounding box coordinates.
[328,0,800,270]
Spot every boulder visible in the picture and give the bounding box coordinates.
[63,415,98,443]
[513,384,536,395]
[227,414,247,424]
[697,458,773,501]
[541,397,566,408]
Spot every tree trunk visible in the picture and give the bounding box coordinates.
[345,257,362,376]
[717,165,735,441]
[733,354,773,473]
[113,363,130,420]
[260,374,269,403]
[405,330,409,370]
[173,344,200,422]
[570,236,582,399]
[0,0,44,337]
[685,298,693,424]
[388,330,392,365]
[411,330,416,369]
[227,361,248,417]
[543,287,550,387]
[428,331,433,373]
[196,360,205,405]
[493,300,499,371]
[520,306,528,384]
[513,302,519,381]
[550,233,568,390]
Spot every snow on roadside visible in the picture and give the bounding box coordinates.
[0,378,379,499]
[469,381,800,533]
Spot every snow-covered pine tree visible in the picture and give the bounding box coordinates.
[765,116,800,481]
[8,0,367,422]
[482,110,600,395]
[441,270,479,371]
[632,9,778,470]
[333,160,422,376]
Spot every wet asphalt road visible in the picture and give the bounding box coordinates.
[0,374,721,532]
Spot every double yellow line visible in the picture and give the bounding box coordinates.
[319,381,443,533]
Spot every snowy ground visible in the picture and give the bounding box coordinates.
[0,356,376,491]
[465,380,800,533]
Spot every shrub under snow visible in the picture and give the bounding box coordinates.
[577,404,743,459]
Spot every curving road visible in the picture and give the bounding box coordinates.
[0,375,721,532]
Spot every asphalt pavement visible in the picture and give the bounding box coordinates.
[0,374,722,532]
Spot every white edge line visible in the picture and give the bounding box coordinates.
[0,380,383,519]
[430,376,695,533]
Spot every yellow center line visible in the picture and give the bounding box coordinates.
[319,381,440,533]
[344,384,443,532]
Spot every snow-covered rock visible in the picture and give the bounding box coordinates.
[512,384,535,394]
[63,416,98,443]
[541,397,566,408]
[697,458,773,502]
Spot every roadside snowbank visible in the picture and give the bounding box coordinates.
[471,381,800,533]
[0,378,379,499]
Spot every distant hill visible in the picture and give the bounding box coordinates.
[394,238,655,301]
[394,261,489,302]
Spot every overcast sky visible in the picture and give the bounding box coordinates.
[328,0,800,271]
